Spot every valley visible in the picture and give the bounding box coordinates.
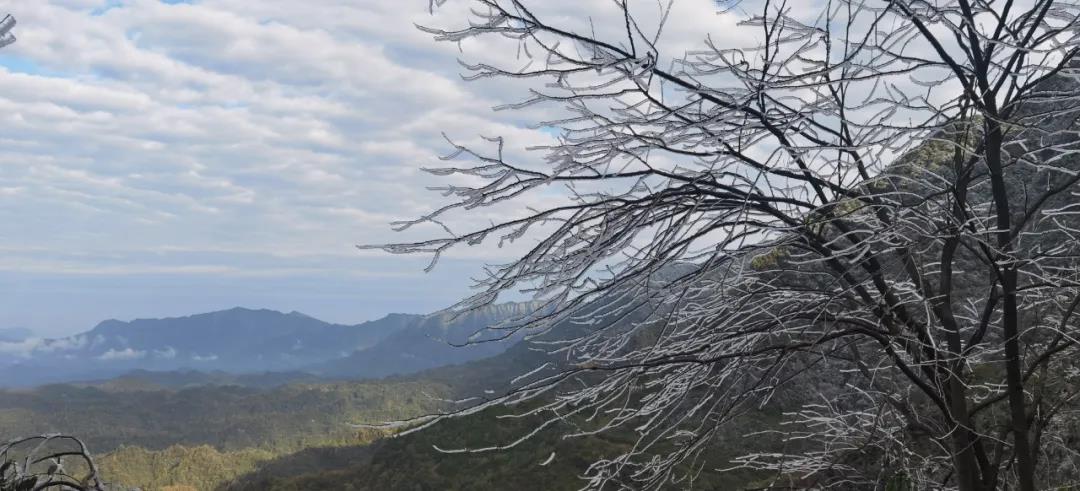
[0,302,774,490]
[0,303,674,490]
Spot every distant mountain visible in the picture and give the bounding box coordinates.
[0,300,654,491]
[0,307,412,387]
[310,302,540,379]
[0,304,540,388]
[80,369,325,391]
[80,307,406,369]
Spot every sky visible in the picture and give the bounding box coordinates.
[0,0,767,337]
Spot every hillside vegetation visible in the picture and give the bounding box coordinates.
[0,380,446,490]
[223,404,778,491]
[0,381,445,453]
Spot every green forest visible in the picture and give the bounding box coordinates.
[0,380,443,489]
[0,380,779,490]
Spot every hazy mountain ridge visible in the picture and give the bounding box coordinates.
[0,308,401,386]
[0,303,539,388]
[0,298,716,491]
[79,369,326,391]
[311,301,543,379]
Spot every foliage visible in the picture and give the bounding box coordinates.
[225,403,777,491]
[99,445,273,491]
[0,380,445,490]
[0,380,446,454]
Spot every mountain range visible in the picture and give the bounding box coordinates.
[0,304,534,387]
[311,302,536,379]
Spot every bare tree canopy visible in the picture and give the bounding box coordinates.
[367,1,1080,489]
[0,14,14,49]
[1,434,106,491]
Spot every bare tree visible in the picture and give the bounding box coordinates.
[0,14,15,50]
[367,1,1080,489]
[1,434,106,491]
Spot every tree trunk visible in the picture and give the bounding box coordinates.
[984,120,1036,491]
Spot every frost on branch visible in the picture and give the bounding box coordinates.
[365,1,1080,489]
[0,434,107,491]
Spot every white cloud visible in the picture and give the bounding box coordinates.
[191,353,218,362]
[32,334,94,353]
[0,338,42,359]
[153,346,177,359]
[0,0,764,333]
[0,333,106,358]
[97,347,146,361]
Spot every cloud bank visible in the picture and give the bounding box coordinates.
[0,0,757,334]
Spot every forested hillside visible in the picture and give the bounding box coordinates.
[222,402,782,491]
[0,380,445,453]
[0,308,609,490]
[0,300,546,490]
[0,380,444,490]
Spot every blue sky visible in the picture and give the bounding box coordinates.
[0,0,751,337]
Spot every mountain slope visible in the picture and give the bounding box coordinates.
[0,308,412,387]
[0,303,543,388]
[311,302,539,379]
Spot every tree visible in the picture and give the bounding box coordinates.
[0,14,15,50]
[0,434,106,491]
[368,1,1080,489]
